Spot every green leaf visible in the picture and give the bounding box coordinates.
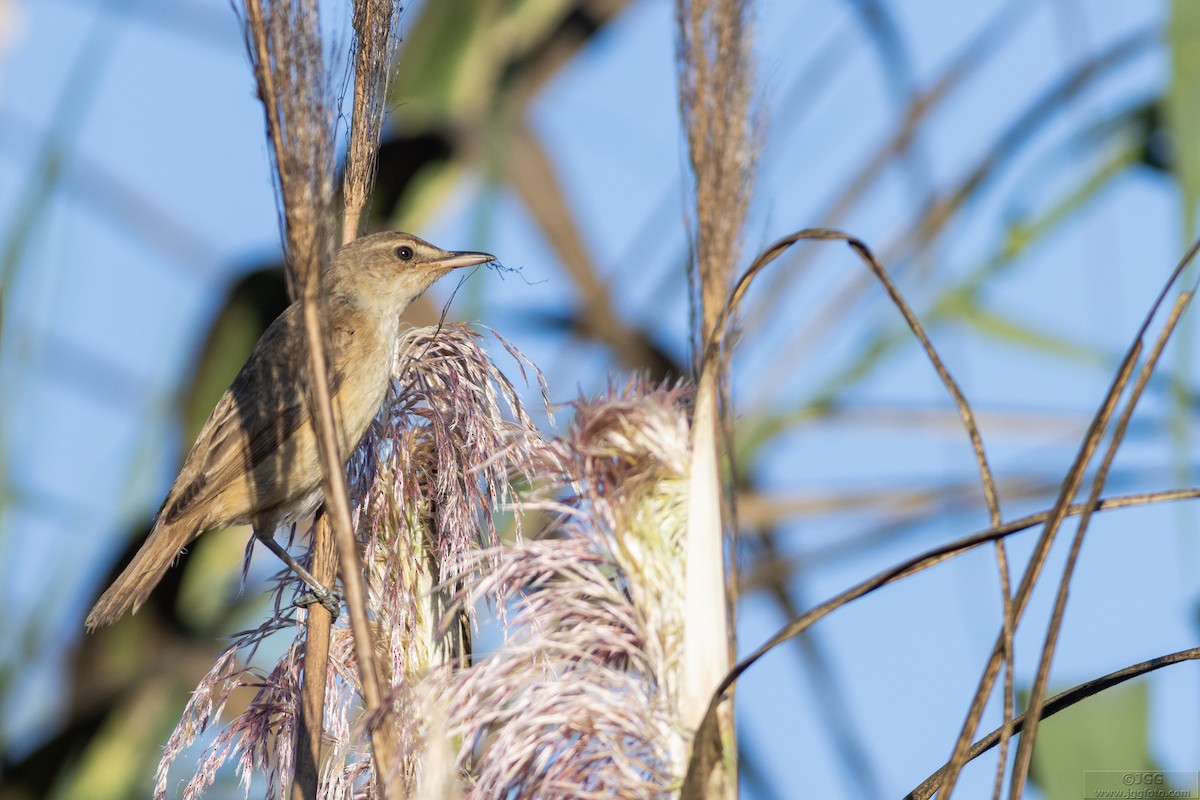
[1026,680,1157,800]
[391,0,572,128]
[958,306,1104,363]
[1168,0,1200,236]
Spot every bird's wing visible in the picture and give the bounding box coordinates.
[159,301,360,527]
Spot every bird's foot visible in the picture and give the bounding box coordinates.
[297,586,341,617]
[255,532,341,617]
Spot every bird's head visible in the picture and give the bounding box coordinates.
[324,231,494,313]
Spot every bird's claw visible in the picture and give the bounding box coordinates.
[297,587,341,617]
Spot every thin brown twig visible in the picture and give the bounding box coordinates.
[296,126,393,800]
[992,537,1015,800]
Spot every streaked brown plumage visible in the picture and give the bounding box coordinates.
[85,231,494,630]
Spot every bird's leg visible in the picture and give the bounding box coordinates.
[254,531,341,616]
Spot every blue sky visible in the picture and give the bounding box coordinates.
[2,0,1197,797]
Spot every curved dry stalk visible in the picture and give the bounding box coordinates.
[704,229,1000,525]
[937,235,1200,800]
[685,226,1001,797]
[740,226,1021,792]
[905,647,1200,800]
[680,485,1200,800]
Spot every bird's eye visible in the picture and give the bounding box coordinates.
[395,245,414,261]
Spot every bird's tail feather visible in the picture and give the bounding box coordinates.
[85,518,198,630]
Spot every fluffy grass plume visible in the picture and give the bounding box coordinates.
[156,330,695,798]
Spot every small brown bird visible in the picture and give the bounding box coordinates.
[86,231,494,630]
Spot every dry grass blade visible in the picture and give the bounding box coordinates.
[1007,288,1195,800]
[936,235,1200,800]
[905,648,1200,800]
[681,484,1200,800]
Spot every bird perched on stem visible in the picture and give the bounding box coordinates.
[86,231,494,630]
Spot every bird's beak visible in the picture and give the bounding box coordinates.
[435,250,496,270]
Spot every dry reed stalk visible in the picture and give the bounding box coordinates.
[295,2,401,796]
[239,0,391,794]
[674,0,755,796]
[342,0,402,242]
